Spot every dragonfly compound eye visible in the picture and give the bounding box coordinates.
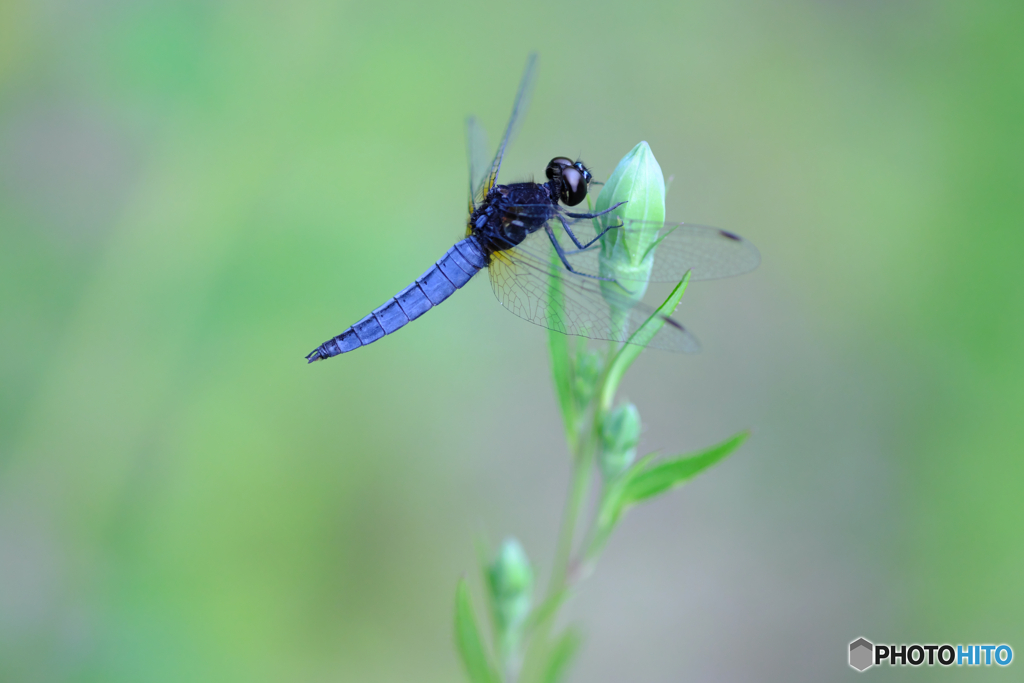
[573,161,593,185]
[545,157,575,180]
[544,157,588,206]
[559,166,587,206]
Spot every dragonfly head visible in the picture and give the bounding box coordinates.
[545,157,593,207]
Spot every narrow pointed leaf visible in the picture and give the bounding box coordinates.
[600,273,691,410]
[587,431,748,559]
[624,430,749,503]
[455,578,500,683]
[541,628,583,683]
[548,254,575,436]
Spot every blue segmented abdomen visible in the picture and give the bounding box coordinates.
[306,237,487,362]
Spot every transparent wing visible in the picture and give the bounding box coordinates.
[487,243,700,353]
[480,53,538,199]
[466,116,490,207]
[505,211,761,282]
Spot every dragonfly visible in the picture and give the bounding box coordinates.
[306,54,759,362]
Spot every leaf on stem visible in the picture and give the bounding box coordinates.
[588,431,749,560]
[455,578,500,683]
[541,628,583,683]
[548,254,576,438]
[624,430,749,502]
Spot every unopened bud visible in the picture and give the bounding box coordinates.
[595,142,667,310]
[600,402,641,480]
[486,538,533,642]
[573,348,602,410]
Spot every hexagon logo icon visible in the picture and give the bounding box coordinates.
[849,638,874,672]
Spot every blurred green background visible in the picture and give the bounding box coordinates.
[1,1,1022,681]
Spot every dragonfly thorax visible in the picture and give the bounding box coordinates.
[468,157,595,259]
[470,181,561,257]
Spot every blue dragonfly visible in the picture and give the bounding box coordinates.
[306,54,759,362]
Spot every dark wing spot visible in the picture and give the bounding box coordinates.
[659,315,685,331]
[719,230,742,241]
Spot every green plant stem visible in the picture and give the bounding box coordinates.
[517,433,584,680]
[551,441,591,591]
[519,359,612,683]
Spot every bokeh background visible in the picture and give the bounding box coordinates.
[2,1,1022,681]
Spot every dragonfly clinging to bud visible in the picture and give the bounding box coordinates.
[306,54,759,362]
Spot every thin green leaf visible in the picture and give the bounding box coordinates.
[587,431,748,559]
[600,272,691,410]
[624,430,749,503]
[541,628,583,683]
[548,254,575,436]
[455,578,500,683]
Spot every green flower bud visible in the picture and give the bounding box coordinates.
[600,402,641,480]
[595,142,667,310]
[572,348,602,410]
[486,537,533,656]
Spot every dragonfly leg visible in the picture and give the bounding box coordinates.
[563,201,626,219]
[545,226,616,281]
[557,214,623,252]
